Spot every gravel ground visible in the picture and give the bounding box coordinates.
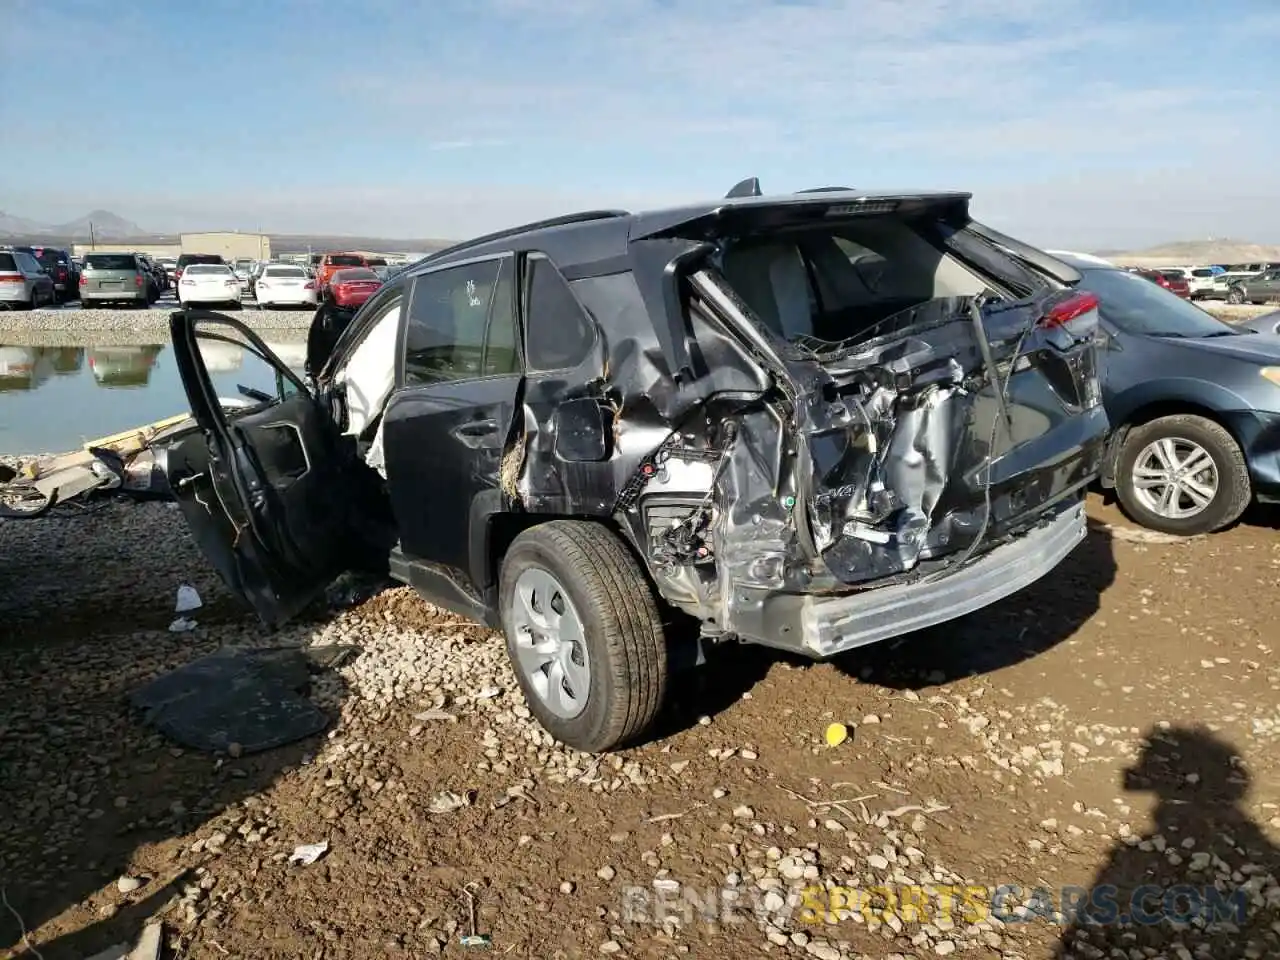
[0,297,316,337]
[2,490,1278,960]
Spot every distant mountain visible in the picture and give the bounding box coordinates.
[54,210,146,240]
[0,211,51,237]
[1100,238,1280,266]
[0,209,147,241]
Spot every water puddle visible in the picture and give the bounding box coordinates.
[0,335,307,455]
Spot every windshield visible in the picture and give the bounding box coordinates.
[333,268,379,282]
[265,266,306,278]
[1077,267,1236,338]
[187,264,232,276]
[84,254,137,270]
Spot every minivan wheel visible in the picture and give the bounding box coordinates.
[1115,414,1251,535]
[1227,287,1245,304]
[499,521,668,753]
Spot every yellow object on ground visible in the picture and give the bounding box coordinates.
[824,722,849,747]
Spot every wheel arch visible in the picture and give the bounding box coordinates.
[1102,386,1248,489]
[480,510,655,604]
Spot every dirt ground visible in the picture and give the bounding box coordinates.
[2,494,1278,960]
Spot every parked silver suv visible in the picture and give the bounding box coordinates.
[79,253,155,308]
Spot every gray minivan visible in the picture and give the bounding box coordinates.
[80,253,155,308]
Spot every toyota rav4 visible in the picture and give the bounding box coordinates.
[156,182,1108,752]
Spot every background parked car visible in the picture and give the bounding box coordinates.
[1133,268,1190,298]
[254,263,318,309]
[315,252,368,292]
[1226,267,1280,305]
[0,248,56,309]
[133,254,165,298]
[177,263,242,308]
[158,258,178,285]
[1184,265,1224,300]
[325,267,382,309]
[174,253,227,286]
[79,252,154,308]
[22,246,79,302]
[231,258,256,295]
[1049,252,1280,535]
[247,260,270,298]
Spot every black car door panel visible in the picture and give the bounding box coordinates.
[380,256,522,613]
[164,311,369,626]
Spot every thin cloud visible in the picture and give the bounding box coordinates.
[426,138,511,151]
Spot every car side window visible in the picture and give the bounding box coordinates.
[403,258,518,385]
[523,255,596,372]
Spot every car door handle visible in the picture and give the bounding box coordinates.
[451,418,499,447]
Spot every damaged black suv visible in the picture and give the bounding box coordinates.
[158,182,1108,752]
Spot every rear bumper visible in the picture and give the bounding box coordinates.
[765,499,1087,657]
[83,289,147,302]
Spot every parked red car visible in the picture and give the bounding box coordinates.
[316,252,368,292]
[327,267,383,308]
[1134,268,1191,299]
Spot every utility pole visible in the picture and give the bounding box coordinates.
[89,221,96,250]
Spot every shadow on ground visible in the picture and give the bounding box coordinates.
[0,502,351,959]
[1055,726,1280,959]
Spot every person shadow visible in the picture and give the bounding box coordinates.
[1056,726,1280,959]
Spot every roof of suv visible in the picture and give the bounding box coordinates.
[412,189,973,280]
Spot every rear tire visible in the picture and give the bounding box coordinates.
[499,521,668,753]
[1115,414,1251,536]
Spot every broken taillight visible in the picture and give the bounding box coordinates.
[1039,292,1099,329]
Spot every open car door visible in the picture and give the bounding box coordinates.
[162,310,371,627]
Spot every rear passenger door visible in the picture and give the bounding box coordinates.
[381,255,522,620]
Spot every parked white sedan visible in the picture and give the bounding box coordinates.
[178,264,242,308]
[254,264,318,309]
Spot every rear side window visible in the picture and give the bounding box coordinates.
[1191,268,1215,277]
[523,256,595,371]
[403,258,520,385]
[0,254,16,271]
[84,254,138,270]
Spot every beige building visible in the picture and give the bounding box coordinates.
[179,231,271,261]
[72,231,271,262]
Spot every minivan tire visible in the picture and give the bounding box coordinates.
[499,521,668,753]
[1115,414,1251,536]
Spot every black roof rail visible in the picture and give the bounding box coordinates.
[797,186,855,193]
[420,209,631,264]
[725,177,762,199]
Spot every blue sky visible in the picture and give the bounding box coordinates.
[1,0,1277,248]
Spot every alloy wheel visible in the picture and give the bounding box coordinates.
[1131,437,1219,520]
